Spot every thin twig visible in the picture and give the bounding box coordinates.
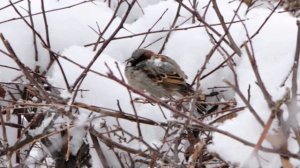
[90,133,109,167]
[0,1,92,24]
[106,71,300,159]
[92,0,123,51]
[114,62,143,137]
[138,8,169,49]
[211,0,242,56]
[224,80,264,127]
[27,0,39,62]
[40,0,53,73]
[0,33,52,103]
[158,3,182,54]
[84,20,246,47]
[71,0,138,103]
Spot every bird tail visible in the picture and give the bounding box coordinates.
[178,84,207,115]
[195,101,206,115]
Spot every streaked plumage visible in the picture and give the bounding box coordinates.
[125,48,206,114]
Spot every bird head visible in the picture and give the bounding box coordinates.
[125,49,153,66]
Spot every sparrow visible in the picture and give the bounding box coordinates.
[125,48,206,114]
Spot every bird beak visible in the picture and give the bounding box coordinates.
[124,57,132,62]
[124,57,133,65]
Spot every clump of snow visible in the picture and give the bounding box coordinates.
[103,0,208,62]
[209,8,300,167]
[0,0,117,72]
[49,46,129,109]
[49,45,169,123]
[164,24,235,91]
[48,45,170,166]
[25,144,53,168]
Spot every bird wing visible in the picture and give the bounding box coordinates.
[137,55,188,89]
[155,55,187,85]
[157,71,186,85]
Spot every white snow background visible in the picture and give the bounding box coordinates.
[0,0,299,167]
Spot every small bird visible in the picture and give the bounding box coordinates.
[125,48,206,114]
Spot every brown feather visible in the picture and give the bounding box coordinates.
[163,76,185,84]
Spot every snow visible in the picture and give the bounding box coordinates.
[99,0,161,23]
[1,0,300,167]
[209,7,300,168]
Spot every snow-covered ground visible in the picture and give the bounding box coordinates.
[0,0,299,167]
